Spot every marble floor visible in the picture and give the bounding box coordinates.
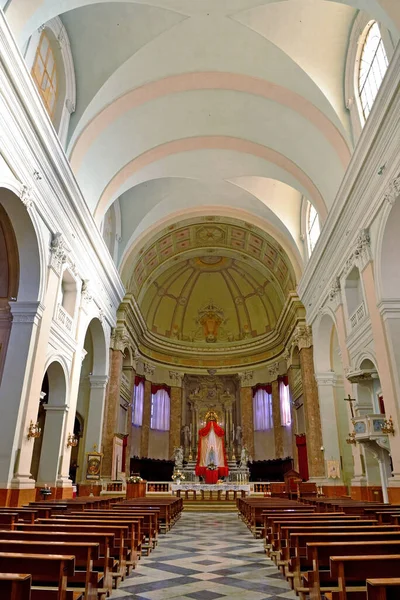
[110,512,297,600]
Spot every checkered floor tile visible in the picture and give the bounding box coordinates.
[110,513,296,599]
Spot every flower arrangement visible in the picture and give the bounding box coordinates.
[172,470,185,481]
[127,475,143,484]
[207,462,217,471]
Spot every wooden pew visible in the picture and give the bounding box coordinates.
[0,529,115,594]
[0,508,38,524]
[330,555,400,600]
[0,513,18,530]
[0,539,103,600]
[288,531,400,595]
[0,552,78,600]
[17,523,127,587]
[366,578,400,600]
[306,541,400,600]
[0,574,31,600]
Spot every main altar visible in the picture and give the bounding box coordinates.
[195,410,229,484]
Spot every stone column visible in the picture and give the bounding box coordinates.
[299,345,325,478]
[287,364,299,471]
[239,372,254,458]
[84,375,109,456]
[101,347,123,478]
[0,301,44,502]
[361,257,400,486]
[169,384,182,458]
[332,298,365,486]
[140,379,152,458]
[37,404,68,487]
[269,364,283,459]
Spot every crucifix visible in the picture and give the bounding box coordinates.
[344,394,356,418]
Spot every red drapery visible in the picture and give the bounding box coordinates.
[296,434,309,481]
[252,383,272,396]
[134,375,145,387]
[195,421,229,479]
[151,383,171,394]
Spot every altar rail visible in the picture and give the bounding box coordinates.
[145,481,274,495]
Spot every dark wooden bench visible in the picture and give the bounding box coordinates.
[0,538,103,599]
[366,578,400,600]
[306,541,400,600]
[0,573,31,600]
[0,552,79,600]
[329,555,400,600]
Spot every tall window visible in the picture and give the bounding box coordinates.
[150,385,170,431]
[31,31,58,119]
[307,202,320,255]
[358,21,388,121]
[279,377,291,427]
[253,385,273,431]
[132,377,144,426]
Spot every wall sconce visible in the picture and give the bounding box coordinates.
[382,416,395,436]
[67,433,79,448]
[27,420,41,440]
[346,431,357,445]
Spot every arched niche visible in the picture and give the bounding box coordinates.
[0,187,42,386]
[31,360,68,485]
[75,317,108,483]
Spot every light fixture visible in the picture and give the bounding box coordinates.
[67,433,79,447]
[27,420,41,440]
[382,416,395,436]
[346,431,357,445]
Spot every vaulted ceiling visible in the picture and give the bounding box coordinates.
[2,0,399,365]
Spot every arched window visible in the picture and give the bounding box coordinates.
[358,21,388,121]
[150,385,170,430]
[253,385,273,431]
[307,202,320,255]
[132,377,144,426]
[31,32,58,119]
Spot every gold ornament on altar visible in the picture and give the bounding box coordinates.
[205,410,218,422]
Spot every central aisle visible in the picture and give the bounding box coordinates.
[112,512,297,599]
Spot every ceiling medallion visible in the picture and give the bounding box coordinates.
[195,300,227,343]
[196,225,226,244]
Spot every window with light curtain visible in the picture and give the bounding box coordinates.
[358,21,388,121]
[150,386,170,431]
[253,386,273,431]
[307,202,320,255]
[132,378,144,426]
[279,378,291,427]
[31,32,58,119]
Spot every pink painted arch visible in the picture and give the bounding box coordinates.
[69,71,351,174]
[94,135,328,225]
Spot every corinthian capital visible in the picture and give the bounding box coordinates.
[293,324,313,350]
[143,362,155,378]
[384,173,400,206]
[169,371,184,387]
[238,371,253,386]
[268,362,279,380]
[50,232,70,274]
[354,228,372,271]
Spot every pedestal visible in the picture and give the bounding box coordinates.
[126,482,146,499]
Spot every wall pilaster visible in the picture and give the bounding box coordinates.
[101,347,123,478]
[239,372,254,458]
[169,384,183,458]
[299,345,325,478]
[271,379,283,459]
[140,379,152,458]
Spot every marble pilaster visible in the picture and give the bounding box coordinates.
[287,366,299,471]
[240,386,254,458]
[299,346,325,478]
[169,386,182,457]
[101,348,123,478]
[271,379,283,458]
[140,380,152,458]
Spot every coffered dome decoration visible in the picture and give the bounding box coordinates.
[122,216,299,363]
[141,254,282,344]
